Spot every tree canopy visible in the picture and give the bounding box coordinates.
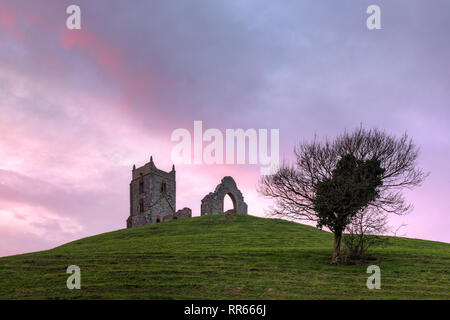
[259,127,427,263]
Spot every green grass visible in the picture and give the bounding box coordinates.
[0,214,448,299]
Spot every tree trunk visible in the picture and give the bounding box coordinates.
[331,231,342,264]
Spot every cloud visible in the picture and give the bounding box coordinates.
[0,0,449,256]
[0,6,16,29]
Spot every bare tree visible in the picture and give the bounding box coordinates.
[258,127,427,264]
[343,207,389,261]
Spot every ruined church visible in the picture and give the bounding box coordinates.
[126,156,248,228]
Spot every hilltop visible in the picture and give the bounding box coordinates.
[0,214,448,299]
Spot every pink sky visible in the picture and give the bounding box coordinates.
[0,1,449,257]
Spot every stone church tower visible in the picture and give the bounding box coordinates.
[126,156,177,228]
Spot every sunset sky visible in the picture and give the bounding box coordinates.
[0,0,449,257]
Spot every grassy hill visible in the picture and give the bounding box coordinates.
[0,214,449,299]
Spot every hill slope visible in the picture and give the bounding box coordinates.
[0,214,449,299]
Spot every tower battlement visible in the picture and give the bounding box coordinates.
[132,156,175,181]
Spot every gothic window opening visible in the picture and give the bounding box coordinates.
[223,193,236,214]
[160,181,167,194]
[139,181,144,194]
[139,199,144,213]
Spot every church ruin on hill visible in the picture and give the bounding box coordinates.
[126,156,191,228]
[126,156,248,228]
[201,176,248,216]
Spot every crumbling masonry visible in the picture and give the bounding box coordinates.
[126,157,248,228]
[201,176,248,215]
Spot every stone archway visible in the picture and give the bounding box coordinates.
[201,176,248,215]
[223,192,237,214]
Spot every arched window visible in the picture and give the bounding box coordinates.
[139,173,144,194]
[223,193,236,213]
[139,199,144,213]
[160,181,167,194]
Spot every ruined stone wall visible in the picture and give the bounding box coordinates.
[162,207,192,222]
[127,159,248,228]
[201,176,248,215]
